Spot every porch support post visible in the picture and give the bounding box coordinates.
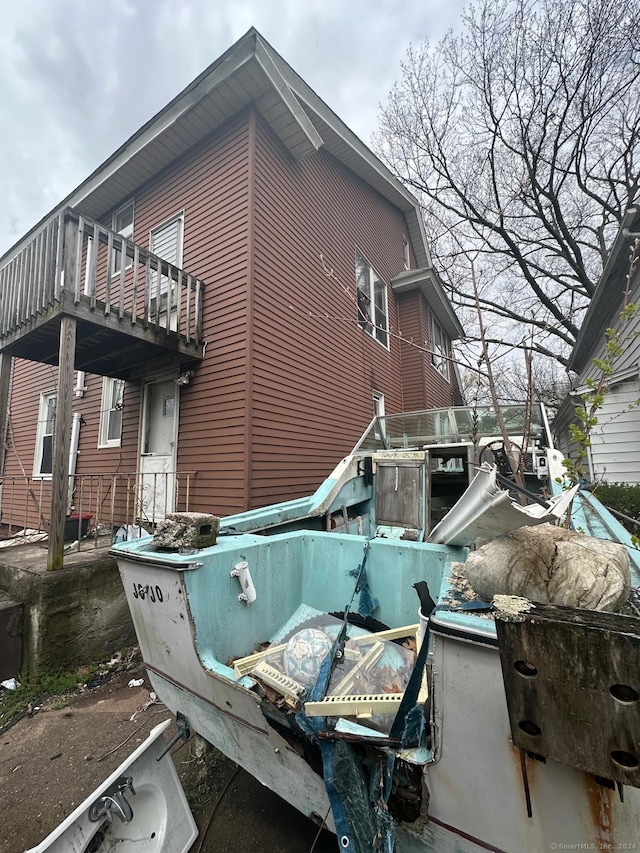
[0,353,11,477]
[47,315,76,570]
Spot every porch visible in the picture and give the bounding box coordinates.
[0,470,198,548]
[0,208,206,568]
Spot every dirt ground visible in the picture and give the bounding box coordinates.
[0,656,335,852]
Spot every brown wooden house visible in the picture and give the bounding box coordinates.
[0,29,462,567]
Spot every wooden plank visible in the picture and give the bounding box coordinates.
[47,315,76,570]
[143,255,151,329]
[174,269,182,336]
[31,231,42,318]
[54,212,65,299]
[194,279,202,344]
[63,216,78,308]
[131,245,140,324]
[185,274,192,344]
[495,602,640,787]
[8,257,18,334]
[23,239,33,326]
[105,231,113,315]
[88,224,98,308]
[73,216,84,303]
[0,264,7,333]
[41,221,52,308]
[118,235,126,319]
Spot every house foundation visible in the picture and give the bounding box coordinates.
[0,542,135,677]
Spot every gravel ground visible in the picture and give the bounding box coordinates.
[0,658,335,852]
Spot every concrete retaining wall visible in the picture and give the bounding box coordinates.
[0,544,136,676]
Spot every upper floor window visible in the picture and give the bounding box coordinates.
[33,392,56,478]
[112,200,134,275]
[99,378,125,448]
[430,316,450,381]
[402,236,410,270]
[149,212,184,317]
[355,249,388,348]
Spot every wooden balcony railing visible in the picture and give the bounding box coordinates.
[0,207,204,353]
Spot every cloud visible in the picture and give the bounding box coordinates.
[0,0,466,254]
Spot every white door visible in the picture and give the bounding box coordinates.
[139,378,178,523]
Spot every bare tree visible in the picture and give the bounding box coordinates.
[376,0,640,367]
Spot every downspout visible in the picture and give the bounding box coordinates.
[68,411,82,514]
[75,371,86,398]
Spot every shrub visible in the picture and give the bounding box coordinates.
[595,483,640,533]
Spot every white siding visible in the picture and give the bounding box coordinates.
[590,377,640,483]
[582,269,640,383]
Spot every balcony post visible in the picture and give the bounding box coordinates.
[47,315,76,570]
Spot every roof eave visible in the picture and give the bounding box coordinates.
[569,204,640,374]
[391,267,464,340]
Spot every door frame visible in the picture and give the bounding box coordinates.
[138,371,180,521]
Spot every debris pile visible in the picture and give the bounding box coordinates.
[462,523,630,611]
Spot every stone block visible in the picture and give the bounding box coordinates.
[152,512,220,550]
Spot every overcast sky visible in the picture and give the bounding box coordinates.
[0,0,468,255]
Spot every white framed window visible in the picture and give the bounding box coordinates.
[99,378,125,448]
[149,212,184,316]
[112,200,134,275]
[373,391,385,419]
[355,249,388,348]
[430,316,451,381]
[402,236,410,270]
[33,392,56,478]
[373,391,386,441]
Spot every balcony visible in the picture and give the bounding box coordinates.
[0,207,205,377]
[0,207,206,568]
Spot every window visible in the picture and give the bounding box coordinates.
[112,200,134,275]
[149,212,184,316]
[373,391,385,419]
[355,249,388,347]
[402,236,410,270]
[373,391,386,441]
[430,316,450,380]
[34,393,56,477]
[99,378,125,447]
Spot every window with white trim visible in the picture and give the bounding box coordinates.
[150,212,184,317]
[355,249,388,348]
[430,316,450,380]
[373,391,386,441]
[33,392,56,477]
[402,236,410,270]
[112,200,134,275]
[99,378,125,447]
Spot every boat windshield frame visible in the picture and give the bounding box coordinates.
[352,404,550,453]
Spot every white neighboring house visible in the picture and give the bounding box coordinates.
[554,204,640,484]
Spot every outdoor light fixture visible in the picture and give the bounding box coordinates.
[176,370,195,386]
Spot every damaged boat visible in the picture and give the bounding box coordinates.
[111,404,640,852]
